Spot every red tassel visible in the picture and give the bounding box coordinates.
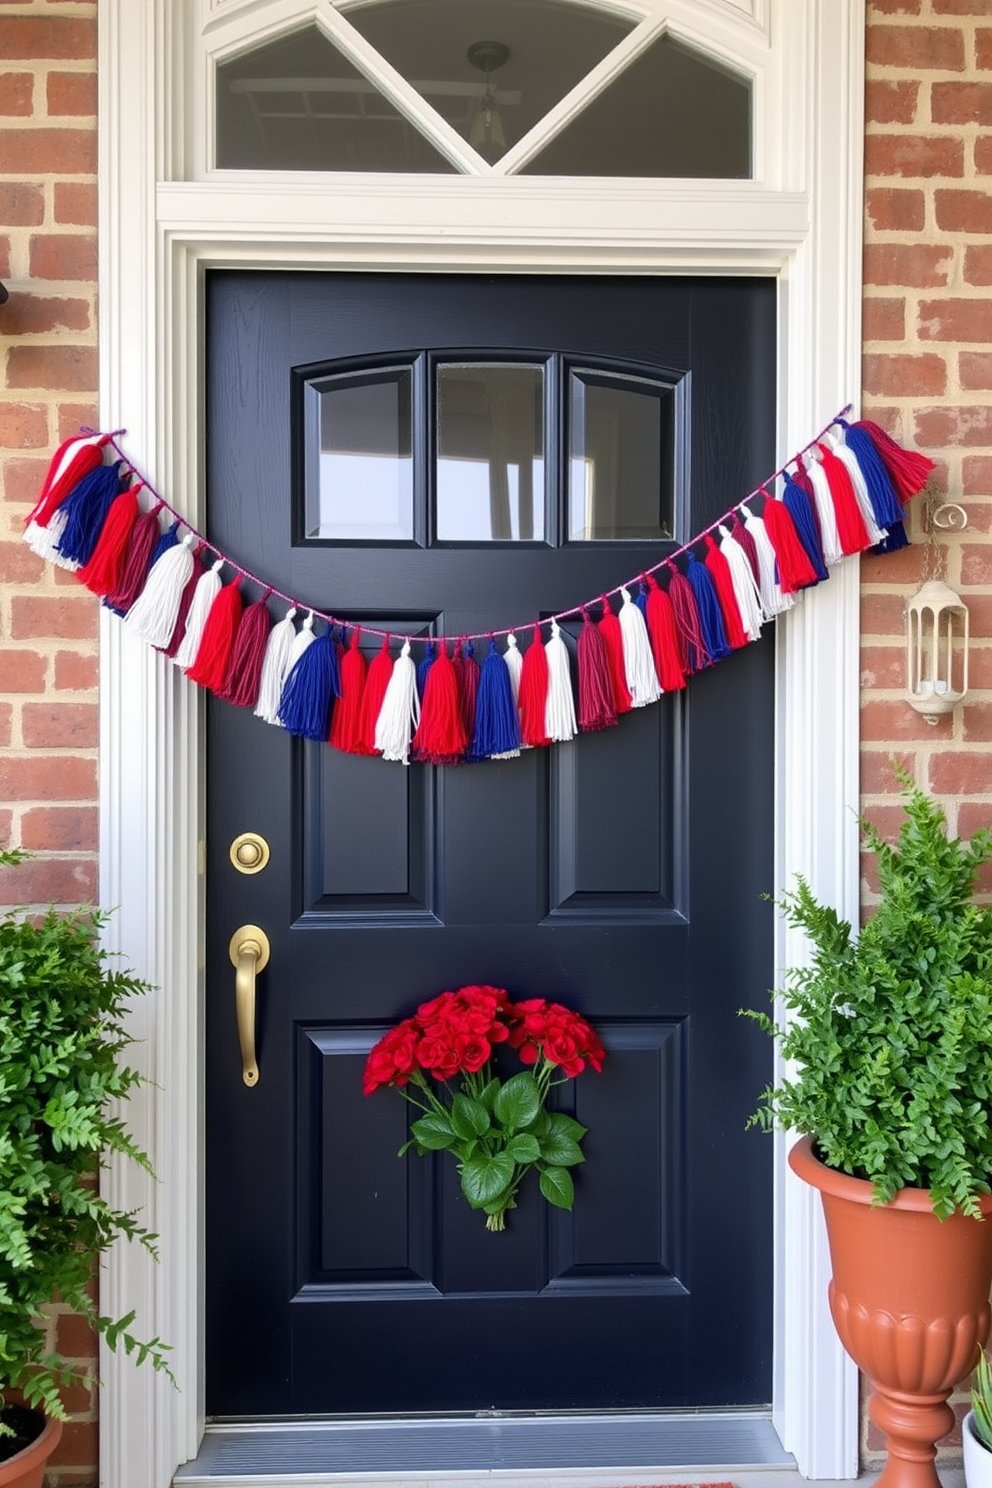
[455,641,481,746]
[703,535,749,650]
[187,580,243,690]
[104,494,162,611]
[412,643,468,765]
[27,433,109,528]
[330,627,368,753]
[358,635,394,756]
[76,486,139,595]
[817,444,869,556]
[644,575,687,691]
[761,495,818,593]
[577,609,618,732]
[597,596,632,714]
[854,418,936,504]
[667,565,710,674]
[518,626,551,747]
[162,549,205,658]
[730,512,761,584]
[220,596,272,708]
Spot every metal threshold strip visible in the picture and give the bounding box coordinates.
[174,1410,794,1487]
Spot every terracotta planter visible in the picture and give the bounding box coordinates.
[0,1414,62,1488]
[789,1135,992,1488]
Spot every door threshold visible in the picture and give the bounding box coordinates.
[173,1410,794,1487]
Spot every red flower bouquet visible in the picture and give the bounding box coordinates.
[363,985,605,1232]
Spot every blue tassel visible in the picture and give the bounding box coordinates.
[55,461,126,567]
[838,421,905,530]
[149,518,181,567]
[469,640,521,760]
[635,581,649,615]
[871,520,909,554]
[686,552,730,664]
[276,630,341,741]
[417,641,436,701]
[782,476,829,582]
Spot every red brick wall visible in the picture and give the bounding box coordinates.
[0,5,100,1482]
[862,0,992,1468]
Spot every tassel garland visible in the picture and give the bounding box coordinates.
[23,411,931,767]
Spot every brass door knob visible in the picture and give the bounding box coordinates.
[228,925,270,1086]
[230,832,270,874]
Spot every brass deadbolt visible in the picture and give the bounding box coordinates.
[229,832,270,875]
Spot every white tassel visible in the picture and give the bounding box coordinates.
[743,508,796,616]
[719,525,767,637]
[174,558,223,669]
[503,632,523,706]
[124,531,196,647]
[805,457,843,565]
[254,607,298,725]
[544,619,577,743]
[618,586,662,707]
[375,639,421,765]
[24,510,79,570]
[828,434,886,546]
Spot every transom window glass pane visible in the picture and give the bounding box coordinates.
[569,371,674,541]
[346,0,633,164]
[216,25,456,172]
[306,370,414,539]
[436,365,545,542]
[522,33,751,178]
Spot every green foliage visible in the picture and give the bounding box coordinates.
[973,1348,992,1451]
[743,774,992,1219]
[0,858,171,1422]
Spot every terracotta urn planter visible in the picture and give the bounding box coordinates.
[0,1412,62,1488]
[790,1135,992,1488]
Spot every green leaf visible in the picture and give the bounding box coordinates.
[460,1153,516,1207]
[505,1133,541,1163]
[539,1131,585,1167]
[494,1072,541,1131]
[478,1078,501,1110]
[539,1166,575,1209]
[450,1094,491,1140]
[546,1112,587,1142]
[410,1112,455,1150]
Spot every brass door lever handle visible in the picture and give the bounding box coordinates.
[228,925,270,1086]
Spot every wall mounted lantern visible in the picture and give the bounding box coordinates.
[905,500,969,724]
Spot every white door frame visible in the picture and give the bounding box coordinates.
[97,4,865,1485]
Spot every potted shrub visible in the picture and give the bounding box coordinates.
[964,1349,992,1488]
[0,848,170,1488]
[744,774,992,1488]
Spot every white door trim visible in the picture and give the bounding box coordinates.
[97,4,864,1485]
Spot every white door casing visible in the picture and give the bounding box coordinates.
[97,3,864,1484]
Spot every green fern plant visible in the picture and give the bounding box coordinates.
[743,773,992,1220]
[973,1349,992,1452]
[0,848,171,1429]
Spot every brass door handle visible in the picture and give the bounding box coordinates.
[228,925,270,1086]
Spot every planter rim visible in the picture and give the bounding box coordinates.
[788,1134,992,1216]
[0,1411,62,1486]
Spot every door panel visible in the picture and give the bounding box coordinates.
[205,273,774,1418]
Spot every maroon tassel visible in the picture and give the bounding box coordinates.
[731,512,761,584]
[518,625,551,747]
[162,548,205,658]
[458,641,481,746]
[817,444,870,556]
[412,643,468,765]
[104,496,162,612]
[577,609,618,732]
[330,627,368,753]
[704,535,749,650]
[187,579,243,690]
[761,495,819,593]
[76,486,139,595]
[854,418,936,504]
[667,564,710,674]
[220,596,272,708]
[597,596,632,714]
[643,575,687,691]
[358,635,394,756]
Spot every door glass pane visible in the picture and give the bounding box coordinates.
[569,371,674,541]
[346,0,633,164]
[522,33,751,178]
[436,365,545,542]
[216,25,456,172]
[306,369,414,540]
